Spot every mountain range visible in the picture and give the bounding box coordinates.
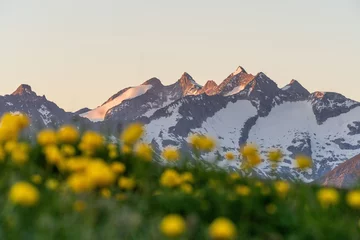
[1,66,360,183]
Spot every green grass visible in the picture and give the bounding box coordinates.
[0,143,360,240]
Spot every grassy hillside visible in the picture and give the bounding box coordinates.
[0,113,360,240]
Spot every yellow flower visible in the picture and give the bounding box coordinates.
[225,152,235,161]
[1,113,29,131]
[9,182,39,207]
[0,113,28,142]
[107,143,117,151]
[100,188,111,198]
[188,134,216,152]
[346,190,360,209]
[13,113,29,130]
[162,146,180,162]
[295,155,312,170]
[61,144,76,157]
[37,129,57,146]
[268,149,283,162]
[0,146,5,162]
[108,144,118,159]
[11,142,29,166]
[160,214,186,238]
[73,200,86,212]
[31,174,42,185]
[240,143,258,157]
[208,217,236,240]
[181,172,194,183]
[4,141,17,153]
[228,172,241,182]
[266,203,277,215]
[57,125,79,144]
[109,150,118,159]
[274,181,290,198]
[160,169,182,188]
[67,173,93,193]
[199,136,216,152]
[317,188,339,208]
[86,160,115,187]
[66,157,90,172]
[181,183,193,194]
[135,143,153,162]
[189,134,201,149]
[235,185,251,196]
[118,176,136,190]
[121,144,132,154]
[44,145,63,165]
[45,179,59,190]
[0,124,18,142]
[246,154,261,167]
[120,123,144,146]
[78,131,104,156]
[110,162,126,174]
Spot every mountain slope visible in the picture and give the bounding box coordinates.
[140,72,360,181]
[216,66,254,96]
[81,84,153,122]
[104,73,203,123]
[317,154,360,188]
[0,84,77,131]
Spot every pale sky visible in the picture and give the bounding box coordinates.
[0,0,359,111]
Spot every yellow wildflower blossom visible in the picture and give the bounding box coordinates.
[120,123,144,146]
[208,217,236,240]
[9,182,39,207]
[160,214,186,238]
[162,146,180,162]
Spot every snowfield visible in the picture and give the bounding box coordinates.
[81,85,152,121]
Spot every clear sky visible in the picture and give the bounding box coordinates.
[0,0,359,111]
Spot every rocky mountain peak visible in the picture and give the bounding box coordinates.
[282,79,310,98]
[177,72,202,96]
[199,80,218,95]
[12,84,36,96]
[142,77,163,87]
[233,66,247,75]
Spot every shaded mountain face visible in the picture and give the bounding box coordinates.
[215,66,255,96]
[2,66,360,182]
[317,154,360,188]
[74,107,91,115]
[0,85,88,137]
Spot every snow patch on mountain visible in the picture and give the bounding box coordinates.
[82,85,152,121]
[142,98,174,118]
[224,84,247,96]
[192,100,257,149]
[144,102,183,148]
[38,104,52,125]
[247,101,360,181]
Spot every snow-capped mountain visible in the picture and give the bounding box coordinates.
[138,69,359,182]
[0,84,73,130]
[1,66,359,182]
[102,72,203,123]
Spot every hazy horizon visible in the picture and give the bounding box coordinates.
[1,0,359,111]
